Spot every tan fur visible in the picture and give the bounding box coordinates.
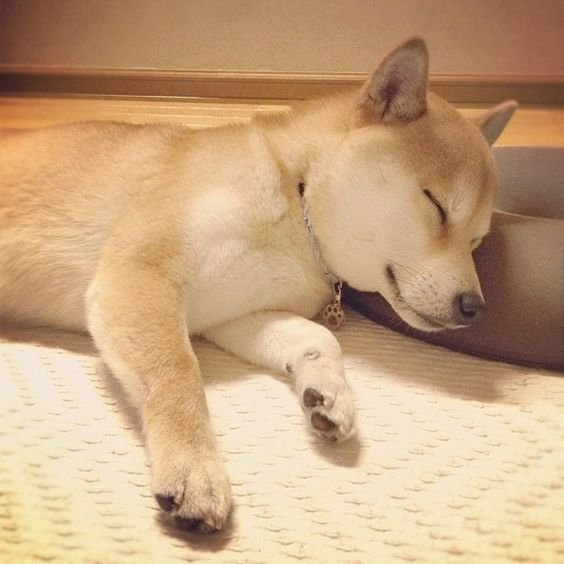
[0,39,516,532]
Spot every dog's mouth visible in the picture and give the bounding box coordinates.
[384,265,450,332]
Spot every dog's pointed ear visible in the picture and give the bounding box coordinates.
[356,38,429,125]
[472,100,518,145]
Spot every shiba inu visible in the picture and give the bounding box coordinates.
[0,39,516,532]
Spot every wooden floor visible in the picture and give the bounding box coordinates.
[1,95,564,147]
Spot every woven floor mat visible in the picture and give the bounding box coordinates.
[0,309,563,563]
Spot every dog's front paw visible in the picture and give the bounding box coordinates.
[151,445,232,533]
[297,369,356,442]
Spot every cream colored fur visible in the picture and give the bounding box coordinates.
[0,39,516,532]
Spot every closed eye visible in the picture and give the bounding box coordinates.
[423,189,447,225]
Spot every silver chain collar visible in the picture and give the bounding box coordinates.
[299,182,345,330]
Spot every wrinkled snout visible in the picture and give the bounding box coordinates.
[383,250,487,332]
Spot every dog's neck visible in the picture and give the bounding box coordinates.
[260,91,357,330]
[262,89,355,184]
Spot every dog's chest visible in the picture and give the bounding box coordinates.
[184,195,331,333]
[187,251,328,333]
[172,126,332,332]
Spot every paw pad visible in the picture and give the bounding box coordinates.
[303,388,324,408]
[311,412,337,432]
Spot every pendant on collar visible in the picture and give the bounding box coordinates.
[322,280,345,330]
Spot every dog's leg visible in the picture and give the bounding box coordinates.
[203,311,356,442]
[87,261,231,533]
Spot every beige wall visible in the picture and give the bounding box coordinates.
[0,0,563,77]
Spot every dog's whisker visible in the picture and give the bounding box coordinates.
[389,261,425,279]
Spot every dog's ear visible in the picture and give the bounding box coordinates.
[472,100,518,145]
[356,38,429,125]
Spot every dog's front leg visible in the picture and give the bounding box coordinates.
[204,311,356,442]
[87,260,231,533]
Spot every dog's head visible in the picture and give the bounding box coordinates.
[310,39,517,332]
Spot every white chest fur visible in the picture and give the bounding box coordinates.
[179,127,331,333]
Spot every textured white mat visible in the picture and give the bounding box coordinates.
[0,309,563,563]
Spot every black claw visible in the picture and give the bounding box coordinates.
[174,516,217,534]
[174,516,202,531]
[155,494,177,512]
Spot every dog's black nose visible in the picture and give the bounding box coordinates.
[454,292,486,325]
